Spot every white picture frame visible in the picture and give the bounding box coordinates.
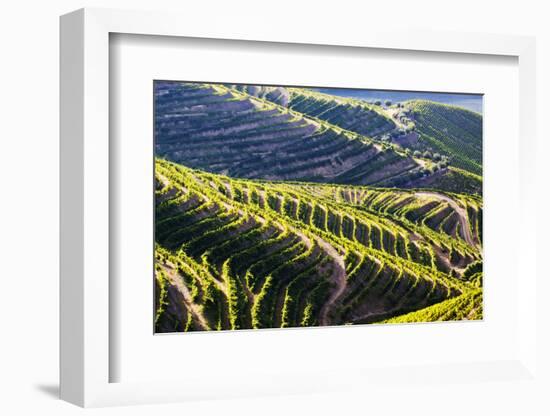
[60,7,538,408]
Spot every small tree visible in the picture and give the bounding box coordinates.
[374,100,382,106]
[385,100,392,106]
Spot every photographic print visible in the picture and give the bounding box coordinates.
[154,81,483,333]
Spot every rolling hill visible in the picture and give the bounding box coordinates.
[154,82,431,187]
[153,81,484,332]
[154,159,482,332]
[283,88,482,193]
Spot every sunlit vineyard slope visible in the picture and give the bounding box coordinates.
[154,159,483,332]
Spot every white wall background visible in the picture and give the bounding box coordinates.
[0,0,548,414]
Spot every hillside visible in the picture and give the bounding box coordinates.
[403,100,483,175]
[287,88,396,138]
[403,166,482,195]
[154,159,483,332]
[284,90,482,193]
[155,82,430,187]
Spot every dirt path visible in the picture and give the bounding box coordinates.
[156,172,171,188]
[161,265,210,330]
[415,191,476,246]
[431,242,453,270]
[318,238,347,326]
[273,195,346,325]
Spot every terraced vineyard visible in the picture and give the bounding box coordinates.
[287,88,396,138]
[285,90,483,194]
[404,100,483,176]
[154,81,483,332]
[155,82,427,187]
[155,159,482,332]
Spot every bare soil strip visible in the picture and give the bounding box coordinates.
[318,238,347,326]
[415,191,476,246]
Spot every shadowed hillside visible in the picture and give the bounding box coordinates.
[287,88,396,138]
[283,89,482,194]
[155,82,432,187]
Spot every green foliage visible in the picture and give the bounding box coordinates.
[154,158,482,332]
[463,260,482,281]
[155,82,430,189]
[406,100,482,175]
